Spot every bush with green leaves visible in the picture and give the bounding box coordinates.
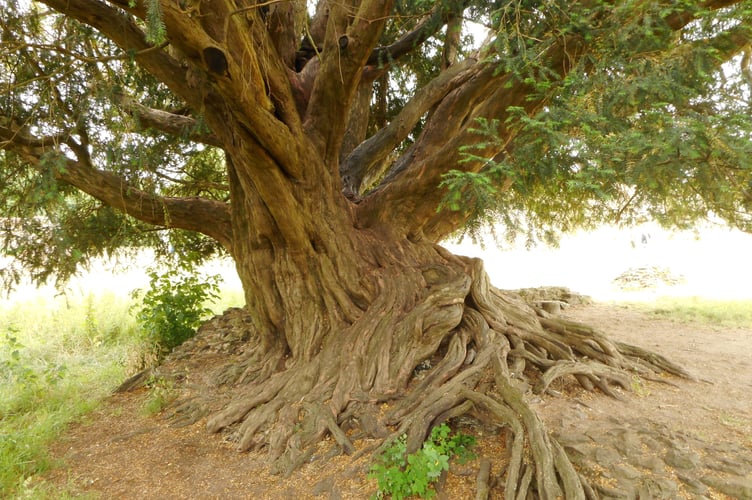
[369,423,476,499]
[131,266,220,358]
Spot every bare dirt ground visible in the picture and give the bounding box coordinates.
[40,302,752,499]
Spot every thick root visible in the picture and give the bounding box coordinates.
[146,256,691,498]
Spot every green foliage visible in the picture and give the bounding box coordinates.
[369,423,476,499]
[131,265,220,358]
[1,328,66,395]
[0,4,227,292]
[440,1,752,245]
[144,0,167,45]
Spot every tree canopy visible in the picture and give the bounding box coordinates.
[1,0,751,287]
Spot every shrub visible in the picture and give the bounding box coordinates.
[369,423,476,499]
[131,266,220,359]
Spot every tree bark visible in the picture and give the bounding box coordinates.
[153,184,692,494]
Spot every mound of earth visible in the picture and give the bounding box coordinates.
[39,301,752,499]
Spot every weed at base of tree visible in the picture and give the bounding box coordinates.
[141,376,176,416]
[368,423,476,499]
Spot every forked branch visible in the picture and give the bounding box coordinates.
[366,0,469,66]
[304,0,393,163]
[340,58,478,196]
[39,0,202,106]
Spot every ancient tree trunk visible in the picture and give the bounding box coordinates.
[68,2,702,496]
[153,183,691,496]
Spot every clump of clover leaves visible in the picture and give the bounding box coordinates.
[369,423,476,499]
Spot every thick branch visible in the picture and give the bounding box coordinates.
[225,2,304,133]
[305,0,393,163]
[265,0,303,69]
[40,0,305,183]
[442,15,462,69]
[361,31,582,237]
[145,0,309,180]
[366,3,466,66]
[340,58,478,196]
[353,62,508,235]
[60,160,234,250]
[310,1,469,168]
[1,129,233,250]
[39,0,201,106]
[116,95,222,148]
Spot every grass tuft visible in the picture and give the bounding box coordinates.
[141,377,176,416]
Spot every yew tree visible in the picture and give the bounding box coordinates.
[2,0,752,496]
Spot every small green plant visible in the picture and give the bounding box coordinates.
[131,266,220,359]
[369,423,476,499]
[142,376,176,415]
[1,328,37,389]
[630,375,650,397]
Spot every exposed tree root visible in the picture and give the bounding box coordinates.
[475,457,492,500]
[141,253,692,498]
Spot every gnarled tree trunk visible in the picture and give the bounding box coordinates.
[155,170,691,496]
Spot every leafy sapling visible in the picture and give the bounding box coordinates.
[131,265,220,361]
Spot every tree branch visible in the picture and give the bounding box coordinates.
[340,57,478,196]
[704,23,752,63]
[145,0,309,179]
[665,0,746,30]
[64,160,233,251]
[356,0,750,240]
[366,2,466,66]
[0,127,233,250]
[115,94,222,148]
[39,0,202,107]
[307,0,467,168]
[264,0,304,69]
[354,67,525,239]
[0,124,69,149]
[305,0,393,164]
